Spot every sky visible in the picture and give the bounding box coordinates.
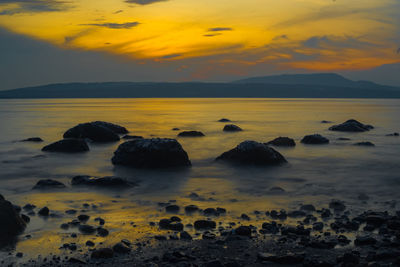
[0,0,400,90]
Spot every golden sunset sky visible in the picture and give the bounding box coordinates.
[0,0,400,88]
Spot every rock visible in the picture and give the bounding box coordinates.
[0,195,26,244]
[321,120,332,123]
[77,214,90,222]
[122,135,143,140]
[202,232,216,239]
[16,252,23,258]
[203,208,219,216]
[97,227,109,237]
[266,137,296,147]
[158,219,183,231]
[71,175,132,187]
[288,210,306,218]
[218,118,231,122]
[301,134,329,144]
[180,231,192,240]
[337,252,360,265]
[240,214,250,220]
[60,223,69,230]
[21,137,43,142]
[216,140,287,166]
[300,204,316,212]
[216,207,226,214]
[386,132,399,136]
[329,200,346,211]
[154,235,167,241]
[91,248,114,259]
[177,131,205,137]
[165,205,180,213]
[313,222,324,231]
[78,225,96,234]
[23,204,36,211]
[354,236,377,246]
[194,220,216,230]
[67,257,87,264]
[269,186,285,193]
[337,137,351,141]
[223,124,242,132]
[257,252,304,264]
[64,121,127,142]
[111,138,191,168]
[94,217,105,225]
[172,128,180,131]
[354,141,375,146]
[112,242,131,253]
[184,205,199,213]
[42,139,89,153]
[320,208,332,218]
[32,179,66,189]
[281,226,310,236]
[65,209,77,214]
[235,226,252,236]
[329,119,373,132]
[38,207,49,216]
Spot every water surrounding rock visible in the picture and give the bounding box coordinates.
[223,124,242,132]
[216,140,287,166]
[63,121,125,142]
[301,134,329,144]
[177,131,205,137]
[329,119,374,132]
[32,179,66,189]
[42,139,89,152]
[112,138,191,168]
[266,137,296,147]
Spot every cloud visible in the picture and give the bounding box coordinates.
[0,0,69,15]
[203,33,222,37]
[81,22,140,29]
[161,53,182,59]
[207,27,233,32]
[125,0,167,5]
[302,35,374,49]
[397,47,400,54]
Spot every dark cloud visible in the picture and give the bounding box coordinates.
[302,35,374,49]
[397,47,400,54]
[208,27,233,32]
[203,33,221,37]
[125,0,167,5]
[0,0,69,15]
[81,22,140,29]
[162,53,182,59]
[114,10,124,14]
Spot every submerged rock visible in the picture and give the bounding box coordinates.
[329,119,373,132]
[218,118,231,122]
[216,140,287,166]
[32,179,66,189]
[42,139,89,153]
[20,137,43,142]
[177,131,205,137]
[71,175,132,188]
[112,138,191,168]
[301,134,329,144]
[386,132,399,136]
[354,141,375,147]
[266,137,296,147]
[223,124,242,132]
[0,195,26,245]
[63,121,126,142]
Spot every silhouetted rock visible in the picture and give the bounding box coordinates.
[235,226,252,236]
[71,175,132,188]
[386,132,399,136]
[301,134,329,144]
[21,137,43,142]
[122,135,143,140]
[216,141,287,166]
[266,137,296,147]
[38,207,49,216]
[218,118,231,122]
[0,195,26,245]
[112,138,191,168]
[184,205,199,213]
[354,141,375,147]
[42,139,89,152]
[32,179,66,189]
[257,252,304,264]
[178,131,205,137]
[321,120,332,123]
[91,248,114,259]
[337,137,351,141]
[78,225,96,234]
[113,242,131,253]
[223,124,242,132]
[165,205,180,213]
[329,200,346,211]
[63,121,124,142]
[329,119,373,132]
[354,236,377,246]
[194,220,216,230]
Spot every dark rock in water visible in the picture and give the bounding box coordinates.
[216,141,287,166]
[21,137,43,142]
[301,134,329,144]
[329,119,374,132]
[154,235,167,241]
[158,218,183,231]
[42,139,89,153]
[218,118,231,122]
[266,137,296,147]
[320,208,332,218]
[321,120,332,123]
[177,131,205,137]
[77,214,90,222]
[172,128,180,131]
[300,204,316,212]
[194,220,216,230]
[313,222,324,231]
[165,205,180,213]
[71,175,132,187]
[32,179,66,189]
[203,208,219,216]
[223,124,242,132]
[354,236,377,246]
[329,200,346,211]
[269,186,285,193]
[91,248,114,259]
[257,252,304,264]
[20,214,30,223]
[287,210,306,218]
[79,225,96,234]
[337,137,351,141]
[64,121,127,142]
[86,240,95,247]
[241,213,251,220]
[65,209,77,214]
[97,227,109,237]
[38,207,49,216]
[235,226,252,236]
[0,195,26,244]
[337,252,360,265]
[112,242,131,253]
[386,132,399,136]
[180,231,192,240]
[202,232,216,239]
[261,222,279,234]
[354,141,375,147]
[122,135,143,140]
[23,204,36,211]
[112,138,191,168]
[184,205,199,213]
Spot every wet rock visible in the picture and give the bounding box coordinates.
[91,248,114,259]
[20,214,30,223]
[216,140,287,166]
[60,223,69,230]
[269,186,286,193]
[261,222,279,234]
[94,217,105,225]
[301,204,316,212]
[270,210,287,220]
[240,214,251,220]
[177,131,205,137]
[32,179,66,189]
[235,226,252,236]
[337,137,351,141]
[64,121,127,142]
[172,128,180,131]
[0,195,26,244]
[170,216,181,222]
[204,208,219,216]
[354,141,375,146]
[42,139,89,153]
[112,242,131,253]
[112,138,191,168]
[165,205,180,213]
[71,175,132,187]
[78,225,96,234]
[179,231,192,240]
[184,205,199,213]
[313,222,324,231]
[67,257,86,264]
[320,208,332,218]
[301,134,329,144]
[122,135,143,140]
[386,132,399,136]
[223,124,242,132]
[202,232,216,239]
[281,225,310,236]
[168,222,184,231]
[97,227,109,237]
[321,120,332,123]
[257,252,304,264]
[194,220,216,230]
[329,119,373,132]
[216,207,226,214]
[288,210,306,218]
[329,200,346,211]
[21,137,43,142]
[65,209,77,215]
[38,207,49,216]
[16,252,23,258]
[354,235,377,246]
[218,118,231,122]
[155,235,167,241]
[266,137,296,147]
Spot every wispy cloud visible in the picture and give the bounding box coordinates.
[203,33,222,37]
[0,0,69,15]
[162,53,182,59]
[125,0,167,5]
[81,22,140,29]
[207,27,233,32]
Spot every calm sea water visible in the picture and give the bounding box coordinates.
[0,98,399,258]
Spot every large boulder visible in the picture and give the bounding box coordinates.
[112,138,191,168]
[71,175,133,187]
[266,137,296,147]
[223,124,242,132]
[329,119,373,132]
[301,134,329,144]
[63,121,127,142]
[216,141,287,166]
[42,139,89,152]
[0,195,26,245]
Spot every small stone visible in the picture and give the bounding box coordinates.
[38,207,49,216]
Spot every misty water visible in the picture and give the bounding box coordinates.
[0,98,399,260]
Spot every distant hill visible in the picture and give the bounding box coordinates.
[0,73,399,98]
